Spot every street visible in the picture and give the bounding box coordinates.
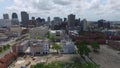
[90,45,120,68]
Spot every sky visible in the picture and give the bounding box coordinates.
[0,0,120,21]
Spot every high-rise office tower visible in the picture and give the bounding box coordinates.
[21,11,29,26]
[47,17,50,23]
[68,14,75,27]
[11,12,19,25]
[75,18,80,26]
[47,17,51,25]
[3,14,9,19]
[53,17,62,25]
[32,17,35,20]
[98,19,106,28]
[12,13,18,19]
[64,18,67,22]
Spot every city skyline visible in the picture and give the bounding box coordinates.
[0,0,120,21]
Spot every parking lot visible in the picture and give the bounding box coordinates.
[90,45,120,68]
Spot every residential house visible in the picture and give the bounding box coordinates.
[30,39,49,56]
[16,40,29,55]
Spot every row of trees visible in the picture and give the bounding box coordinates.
[0,44,10,53]
[76,41,100,57]
[75,41,100,68]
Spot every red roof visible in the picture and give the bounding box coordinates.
[0,63,6,68]
[0,52,17,67]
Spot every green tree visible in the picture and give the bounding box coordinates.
[3,45,7,50]
[52,43,62,54]
[30,61,64,68]
[6,44,10,48]
[81,62,100,68]
[30,65,35,68]
[70,59,82,68]
[76,41,91,58]
[30,63,45,68]
[49,35,56,43]
[0,47,3,53]
[46,32,50,39]
[35,36,41,39]
[46,61,64,68]
[91,42,100,52]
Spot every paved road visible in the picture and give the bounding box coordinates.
[90,45,120,68]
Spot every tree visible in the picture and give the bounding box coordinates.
[70,59,82,68]
[35,36,41,39]
[30,61,64,68]
[91,42,100,52]
[52,43,62,54]
[30,63,45,68]
[76,41,91,58]
[49,35,56,43]
[3,45,7,50]
[81,62,100,68]
[0,47,2,53]
[6,44,10,48]
[46,32,50,39]
[46,61,64,68]
[30,65,35,68]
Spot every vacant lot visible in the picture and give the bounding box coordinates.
[90,45,120,68]
[10,54,79,68]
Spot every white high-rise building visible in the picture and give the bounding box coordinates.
[81,19,88,31]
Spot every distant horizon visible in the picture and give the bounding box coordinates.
[1,14,120,22]
[0,0,120,21]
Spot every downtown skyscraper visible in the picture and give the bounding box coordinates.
[21,11,29,27]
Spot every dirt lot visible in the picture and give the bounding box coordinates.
[9,54,78,68]
[90,45,120,68]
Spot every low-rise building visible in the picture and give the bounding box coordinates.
[16,40,29,55]
[30,39,49,56]
[10,25,22,37]
[49,30,65,42]
[29,26,49,39]
[61,40,75,54]
[0,52,17,68]
[0,19,11,27]
[0,34,9,42]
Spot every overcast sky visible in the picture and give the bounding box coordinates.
[0,0,120,21]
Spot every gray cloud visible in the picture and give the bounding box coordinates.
[4,0,120,21]
[52,0,71,5]
[31,0,55,10]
